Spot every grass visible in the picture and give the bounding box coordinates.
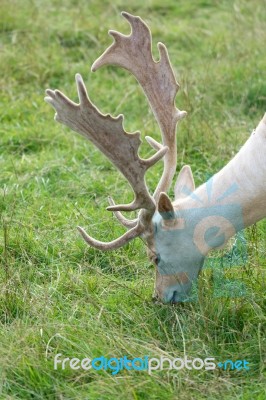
[0,0,266,398]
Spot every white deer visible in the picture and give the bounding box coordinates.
[45,12,266,303]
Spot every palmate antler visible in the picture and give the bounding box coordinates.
[45,12,186,250]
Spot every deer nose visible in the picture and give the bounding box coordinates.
[163,282,192,303]
[163,288,187,304]
[163,288,178,303]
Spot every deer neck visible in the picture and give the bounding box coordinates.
[175,114,266,250]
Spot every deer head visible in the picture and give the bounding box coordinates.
[45,12,266,304]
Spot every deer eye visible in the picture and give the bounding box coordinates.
[154,254,161,265]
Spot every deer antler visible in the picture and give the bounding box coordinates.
[45,74,167,248]
[45,12,186,250]
[92,12,187,200]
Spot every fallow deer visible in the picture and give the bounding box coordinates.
[45,12,266,303]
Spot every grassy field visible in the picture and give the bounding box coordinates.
[0,0,266,398]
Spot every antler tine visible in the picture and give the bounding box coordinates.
[45,73,167,249]
[145,136,164,151]
[92,12,187,201]
[108,196,138,228]
[77,223,144,251]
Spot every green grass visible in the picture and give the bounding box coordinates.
[0,0,266,398]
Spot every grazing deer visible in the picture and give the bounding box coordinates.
[45,12,266,303]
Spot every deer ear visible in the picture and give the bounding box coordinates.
[158,192,175,219]
[174,165,195,200]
